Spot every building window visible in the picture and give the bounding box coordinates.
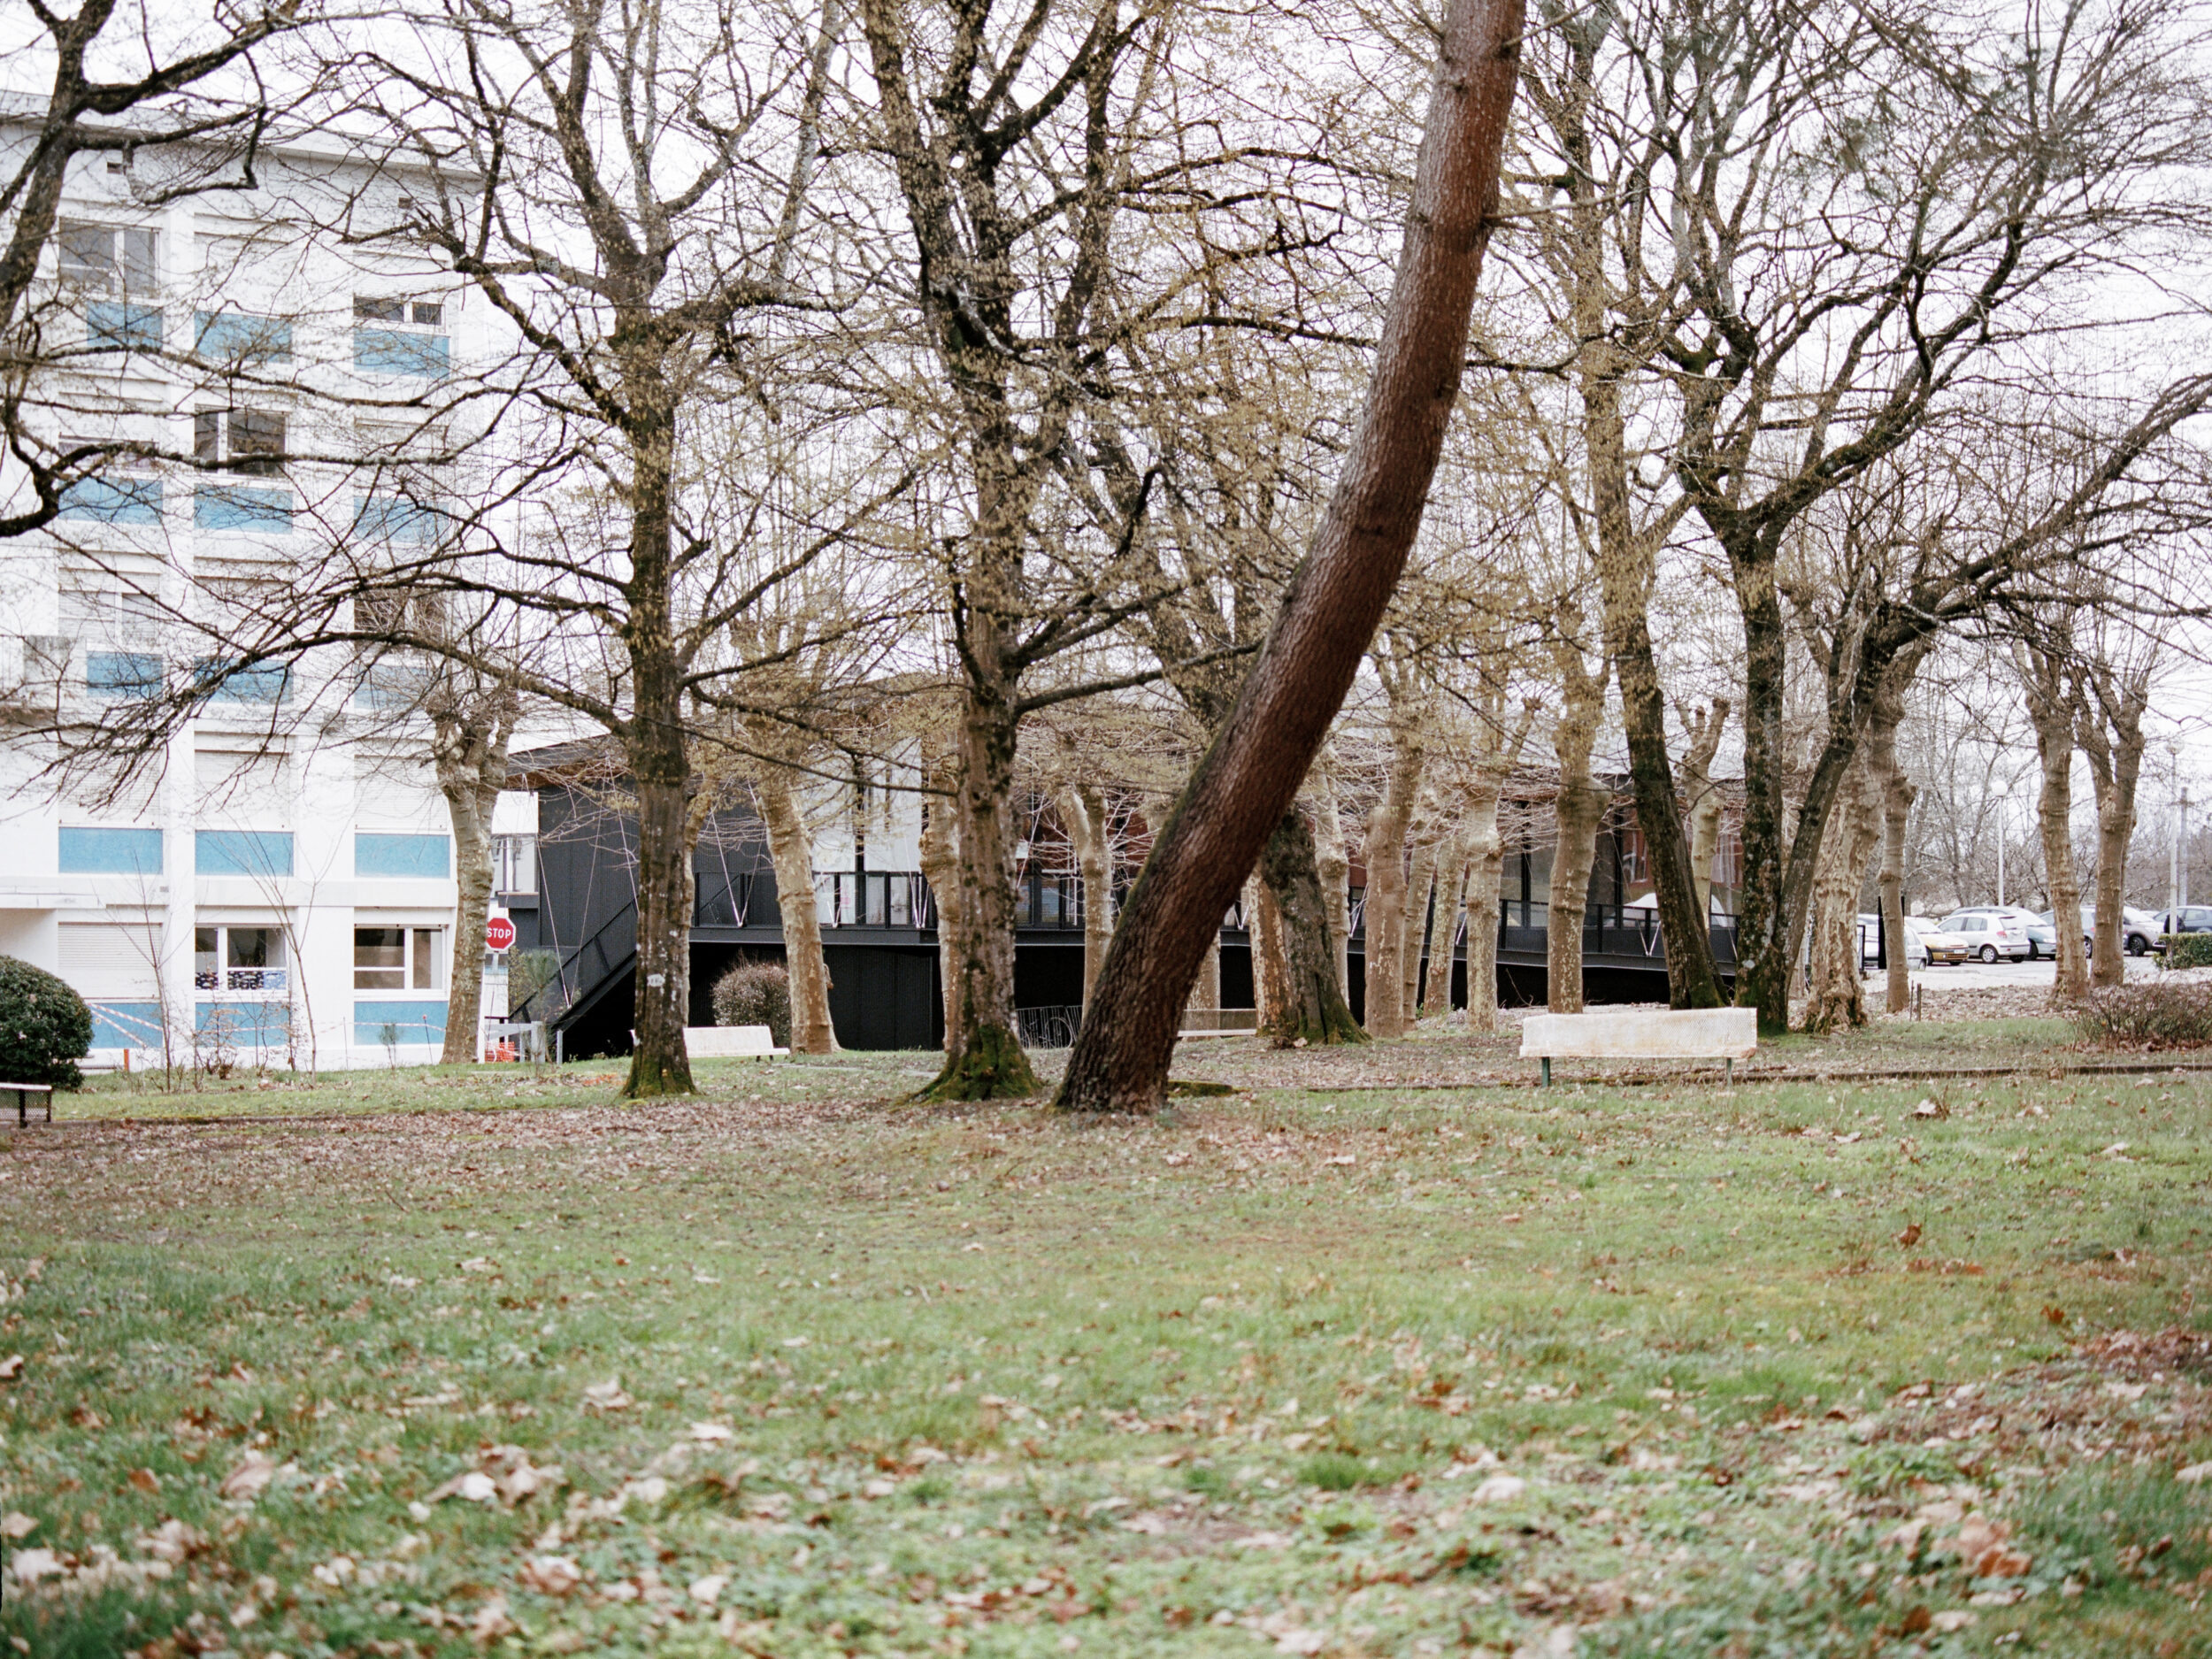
[87,301,163,350]
[194,487,293,532]
[193,311,292,364]
[195,924,287,991]
[58,477,162,524]
[196,659,290,703]
[356,833,450,879]
[354,660,428,710]
[352,296,449,377]
[195,409,285,475]
[85,650,162,699]
[352,494,445,544]
[58,826,162,874]
[494,834,536,895]
[58,221,157,292]
[196,829,294,879]
[354,926,444,990]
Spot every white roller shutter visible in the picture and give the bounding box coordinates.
[58,924,160,998]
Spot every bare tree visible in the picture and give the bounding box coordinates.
[1056,0,1524,1111]
[2015,631,2091,1002]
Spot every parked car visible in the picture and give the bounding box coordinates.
[1904,915,1970,965]
[1938,909,2035,963]
[2154,905,2212,938]
[1986,903,2059,960]
[2039,905,2163,956]
[1857,912,1925,968]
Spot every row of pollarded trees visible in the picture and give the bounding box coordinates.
[11,0,2212,1103]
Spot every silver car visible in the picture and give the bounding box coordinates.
[1938,909,2034,963]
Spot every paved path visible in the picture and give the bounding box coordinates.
[1869,955,2160,991]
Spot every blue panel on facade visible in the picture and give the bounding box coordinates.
[59,478,162,523]
[353,328,449,377]
[194,311,293,362]
[196,1002,291,1042]
[58,826,162,874]
[196,830,294,878]
[351,494,443,542]
[86,651,162,699]
[88,1001,163,1049]
[356,663,427,710]
[203,662,290,703]
[88,302,163,350]
[194,486,293,532]
[354,1000,448,1046]
[356,833,450,879]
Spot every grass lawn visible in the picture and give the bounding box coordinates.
[3,1025,2209,1657]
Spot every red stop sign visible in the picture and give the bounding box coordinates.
[486,916,517,951]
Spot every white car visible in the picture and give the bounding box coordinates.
[1939,909,2034,964]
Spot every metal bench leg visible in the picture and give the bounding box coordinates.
[1725,1057,1733,1087]
[1540,1058,1551,1088]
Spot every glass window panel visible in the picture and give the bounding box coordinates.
[228,410,286,475]
[121,227,157,290]
[58,221,115,287]
[354,926,404,989]
[353,296,406,321]
[411,301,443,325]
[412,928,442,988]
[195,926,219,988]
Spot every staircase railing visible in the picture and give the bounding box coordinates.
[512,896,636,1026]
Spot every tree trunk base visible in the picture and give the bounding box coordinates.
[913,1021,1041,1102]
[1265,992,1370,1048]
[622,1048,695,1099]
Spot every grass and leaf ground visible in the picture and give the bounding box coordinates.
[3,1020,2209,1657]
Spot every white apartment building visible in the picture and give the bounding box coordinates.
[0,125,518,1070]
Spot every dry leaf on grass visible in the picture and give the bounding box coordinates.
[219,1453,276,1502]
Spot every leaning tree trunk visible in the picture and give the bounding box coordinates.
[1363,740,1425,1038]
[918,787,963,1052]
[622,426,695,1099]
[1424,830,1468,1015]
[1054,0,1523,1112]
[755,772,839,1054]
[1546,780,1607,1015]
[920,687,1039,1099]
[1801,753,1880,1034]
[1258,809,1365,1045]
[1061,781,1114,1008]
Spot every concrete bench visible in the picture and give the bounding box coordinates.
[1520,1008,1757,1087]
[684,1025,789,1059]
[2,1082,54,1125]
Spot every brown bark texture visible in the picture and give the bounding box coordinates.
[1542,630,1609,1016]
[1311,755,1354,1003]
[2078,662,2150,989]
[1867,702,1917,1016]
[1055,0,1523,1112]
[1257,810,1364,1045]
[1402,788,1446,1019]
[2019,643,2088,1002]
[755,772,840,1054]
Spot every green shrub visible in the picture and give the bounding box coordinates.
[2162,933,2212,970]
[2077,980,2212,1048]
[1299,1452,1367,1491]
[711,959,792,1046]
[0,954,93,1089]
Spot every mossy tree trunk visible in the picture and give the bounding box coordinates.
[1258,810,1366,1046]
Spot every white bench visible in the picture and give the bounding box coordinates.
[683,1025,789,1059]
[1520,1008,1756,1087]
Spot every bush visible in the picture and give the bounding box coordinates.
[711,960,792,1047]
[0,954,93,1089]
[2077,980,2212,1049]
[2162,933,2212,971]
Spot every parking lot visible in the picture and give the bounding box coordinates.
[1867,952,2162,991]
